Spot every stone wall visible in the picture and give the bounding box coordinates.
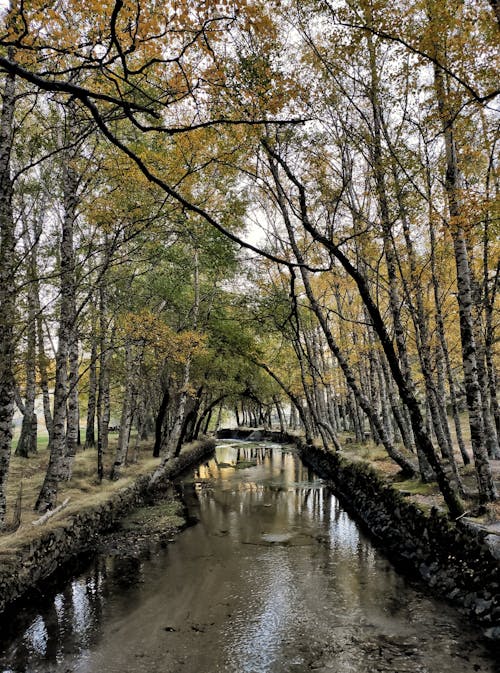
[298,442,500,639]
[0,439,215,615]
[217,428,297,443]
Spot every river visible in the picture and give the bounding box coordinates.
[0,441,498,672]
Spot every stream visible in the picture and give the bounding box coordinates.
[0,441,498,673]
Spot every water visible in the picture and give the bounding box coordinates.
[1,442,498,672]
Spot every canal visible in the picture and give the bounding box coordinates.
[0,441,498,672]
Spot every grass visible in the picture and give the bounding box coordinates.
[0,431,162,556]
[121,500,185,533]
[335,416,500,524]
[393,478,439,497]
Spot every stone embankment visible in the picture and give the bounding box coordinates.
[216,427,295,442]
[218,428,500,637]
[297,441,500,639]
[0,439,215,615]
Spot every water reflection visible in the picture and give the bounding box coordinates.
[0,443,497,673]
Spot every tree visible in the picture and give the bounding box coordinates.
[0,49,16,528]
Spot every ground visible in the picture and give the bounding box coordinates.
[340,435,500,527]
[0,430,164,557]
[2,418,500,558]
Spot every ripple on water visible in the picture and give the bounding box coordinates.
[0,442,498,673]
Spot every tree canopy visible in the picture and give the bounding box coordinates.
[0,0,498,523]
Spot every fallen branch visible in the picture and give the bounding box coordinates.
[32,498,70,526]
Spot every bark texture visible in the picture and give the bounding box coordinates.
[0,56,16,527]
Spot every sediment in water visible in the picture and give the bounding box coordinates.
[0,439,215,615]
[296,440,500,639]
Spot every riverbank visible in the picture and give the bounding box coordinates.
[216,429,500,638]
[0,438,215,615]
[297,441,500,639]
[3,440,497,673]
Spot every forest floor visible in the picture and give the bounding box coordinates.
[0,430,173,556]
[2,419,500,559]
[339,435,500,527]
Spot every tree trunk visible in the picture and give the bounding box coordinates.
[84,334,98,448]
[428,210,470,466]
[16,223,38,457]
[162,249,200,461]
[274,395,286,434]
[153,375,170,457]
[263,141,464,516]
[193,394,226,439]
[36,295,54,444]
[64,328,79,479]
[96,284,111,483]
[36,127,79,509]
[433,57,497,501]
[111,341,137,479]
[366,27,461,487]
[268,159,417,476]
[0,56,16,527]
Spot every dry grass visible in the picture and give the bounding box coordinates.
[336,423,500,523]
[340,439,402,478]
[0,436,161,555]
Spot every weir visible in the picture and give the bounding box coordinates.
[0,440,497,672]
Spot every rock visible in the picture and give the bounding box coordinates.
[484,535,500,561]
[474,598,493,616]
[484,626,500,641]
[297,442,499,628]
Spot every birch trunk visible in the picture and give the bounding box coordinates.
[84,333,98,448]
[428,210,470,465]
[153,375,170,458]
[36,300,53,444]
[59,130,79,482]
[366,27,460,486]
[192,394,223,439]
[294,325,334,451]
[36,131,78,509]
[268,156,417,476]
[254,359,314,444]
[387,137,461,481]
[274,395,286,434]
[110,340,137,479]
[263,142,464,516]
[484,253,500,437]
[475,318,499,458]
[16,226,38,457]
[63,328,79,479]
[374,350,394,446]
[0,54,16,527]
[153,249,200,478]
[96,284,111,482]
[433,58,497,501]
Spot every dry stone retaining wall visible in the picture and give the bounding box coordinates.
[0,439,215,615]
[298,441,500,639]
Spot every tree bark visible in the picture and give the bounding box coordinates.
[153,379,170,458]
[16,224,39,457]
[0,54,16,527]
[84,332,98,448]
[111,340,137,479]
[96,283,111,483]
[433,56,497,501]
[162,249,200,461]
[268,153,417,476]
[263,140,465,516]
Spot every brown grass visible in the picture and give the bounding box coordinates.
[0,437,161,555]
[337,426,500,523]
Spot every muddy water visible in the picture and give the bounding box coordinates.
[1,442,498,673]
